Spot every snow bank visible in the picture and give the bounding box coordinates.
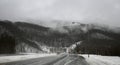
[81,54,120,65]
[0,53,56,63]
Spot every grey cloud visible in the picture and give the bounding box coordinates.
[0,0,120,27]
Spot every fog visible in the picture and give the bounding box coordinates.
[0,0,120,27]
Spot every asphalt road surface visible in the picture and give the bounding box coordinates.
[0,54,89,65]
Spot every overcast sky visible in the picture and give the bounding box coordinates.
[0,0,120,27]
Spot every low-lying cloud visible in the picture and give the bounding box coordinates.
[0,0,120,27]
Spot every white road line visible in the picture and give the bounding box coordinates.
[64,58,77,65]
[53,55,69,65]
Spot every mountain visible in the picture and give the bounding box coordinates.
[14,22,75,47]
[72,23,120,56]
[0,20,42,53]
[0,20,82,54]
[14,21,120,56]
[0,20,120,56]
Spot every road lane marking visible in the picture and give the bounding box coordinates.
[64,58,77,65]
[53,55,69,65]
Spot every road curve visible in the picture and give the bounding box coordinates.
[0,54,89,65]
[53,54,89,65]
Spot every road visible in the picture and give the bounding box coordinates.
[0,54,89,65]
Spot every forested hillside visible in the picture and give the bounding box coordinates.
[73,24,120,56]
[0,20,120,56]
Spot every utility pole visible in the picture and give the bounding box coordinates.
[87,25,90,58]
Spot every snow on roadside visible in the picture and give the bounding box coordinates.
[0,53,56,63]
[81,54,120,65]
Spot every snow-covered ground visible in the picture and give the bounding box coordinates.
[0,53,56,63]
[81,54,120,65]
